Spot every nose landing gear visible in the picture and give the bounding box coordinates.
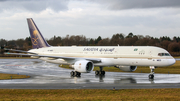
[149,66,155,79]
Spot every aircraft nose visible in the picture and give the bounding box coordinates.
[169,58,176,65]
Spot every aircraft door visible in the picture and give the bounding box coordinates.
[114,50,118,59]
[148,50,153,60]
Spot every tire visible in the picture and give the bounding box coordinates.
[78,72,81,77]
[75,71,78,76]
[149,74,154,79]
[95,70,99,75]
[70,71,74,76]
[102,71,105,75]
[99,71,103,75]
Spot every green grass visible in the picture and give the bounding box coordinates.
[60,61,180,74]
[0,89,180,100]
[174,56,180,58]
[0,73,30,80]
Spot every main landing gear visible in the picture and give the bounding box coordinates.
[70,71,81,77]
[95,66,105,75]
[149,66,155,79]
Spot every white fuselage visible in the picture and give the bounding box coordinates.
[28,46,176,67]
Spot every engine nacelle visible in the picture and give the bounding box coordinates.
[118,66,137,72]
[73,60,94,73]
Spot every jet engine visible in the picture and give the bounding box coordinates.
[118,66,137,72]
[72,60,94,73]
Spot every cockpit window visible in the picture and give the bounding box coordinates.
[165,53,170,56]
[158,53,170,56]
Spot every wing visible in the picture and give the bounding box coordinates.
[4,52,101,63]
[4,49,36,54]
[0,47,36,54]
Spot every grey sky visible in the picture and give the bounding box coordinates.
[0,0,180,40]
[98,0,180,9]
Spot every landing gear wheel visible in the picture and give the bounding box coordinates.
[78,72,81,77]
[70,71,81,77]
[149,66,155,79]
[99,71,105,75]
[74,71,78,76]
[70,71,74,76]
[95,70,105,75]
[102,71,105,75]
[95,70,99,75]
[149,74,154,79]
[75,71,81,77]
[95,66,105,76]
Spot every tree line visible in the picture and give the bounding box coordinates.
[0,33,180,56]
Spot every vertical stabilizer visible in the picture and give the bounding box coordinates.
[27,18,50,49]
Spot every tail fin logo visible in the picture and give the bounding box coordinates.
[32,30,38,45]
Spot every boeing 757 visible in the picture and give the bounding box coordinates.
[2,18,176,79]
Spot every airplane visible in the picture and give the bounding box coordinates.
[2,18,176,79]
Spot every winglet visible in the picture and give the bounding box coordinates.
[27,18,50,49]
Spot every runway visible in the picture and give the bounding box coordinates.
[0,59,180,89]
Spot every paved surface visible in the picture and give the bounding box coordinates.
[0,59,180,89]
